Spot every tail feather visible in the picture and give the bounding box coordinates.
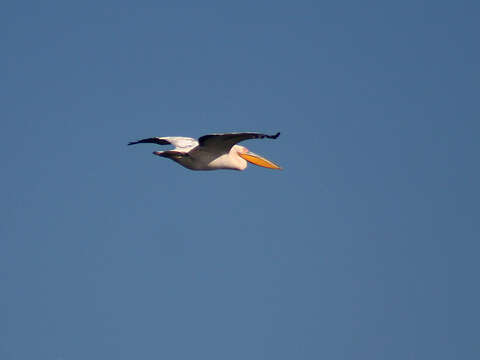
[153,150,185,159]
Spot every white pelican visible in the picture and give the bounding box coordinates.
[128,132,282,171]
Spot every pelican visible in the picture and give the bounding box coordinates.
[128,132,282,171]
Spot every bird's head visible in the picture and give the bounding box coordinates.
[235,145,282,170]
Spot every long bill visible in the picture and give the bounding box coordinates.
[239,151,282,170]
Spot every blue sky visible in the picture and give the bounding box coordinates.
[1,1,479,359]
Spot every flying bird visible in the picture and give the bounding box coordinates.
[128,132,282,171]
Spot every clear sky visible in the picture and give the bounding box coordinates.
[1,1,479,359]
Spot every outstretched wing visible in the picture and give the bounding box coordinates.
[198,132,280,153]
[128,136,199,150]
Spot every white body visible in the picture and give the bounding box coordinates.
[173,145,249,171]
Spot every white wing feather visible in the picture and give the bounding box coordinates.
[157,137,199,150]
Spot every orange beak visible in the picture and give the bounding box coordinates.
[239,151,282,170]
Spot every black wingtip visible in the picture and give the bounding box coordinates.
[269,132,280,139]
